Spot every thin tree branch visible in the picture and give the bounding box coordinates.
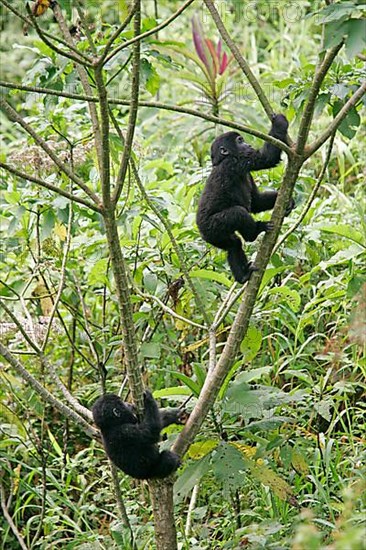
[0,99,101,206]
[0,81,292,153]
[109,461,136,548]
[99,0,139,64]
[274,129,337,254]
[0,0,90,61]
[203,0,273,118]
[102,211,144,409]
[52,3,103,172]
[0,162,101,213]
[113,5,142,205]
[74,0,98,55]
[185,483,200,537]
[212,283,243,329]
[109,109,211,327]
[95,64,112,208]
[135,289,206,330]
[103,0,196,65]
[41,197,73,351]
[306,80,366,157]
[0,482,28,550]
[0,343,97,437]
[74,281,100,364]
[173,158,303,457]
[0,299,93,422]
[25,3,91,66]
[296,43,344,152]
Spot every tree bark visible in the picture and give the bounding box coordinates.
[149,480,177,550]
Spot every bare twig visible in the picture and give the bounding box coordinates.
[0,343,97,437]
[74,0,98,55]
[307,80,366,157]
[113,5,142,205]
[100,0,139,63]
[0,81,292,153]
[203,0,273,118]
[26,3,90,66]
[109,461,136,548]
[75,281,100,364]
[0,99,101,206]
[52,3,103,172]
[135,289,206,330]
[104,0,196,65]
[185,484,200,536]
[0,162,101,213]
[274,129,337,254]
[41,201,73,351]
[0,482,28,550]
[296,43,344,152]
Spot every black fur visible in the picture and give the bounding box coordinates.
[196,114,294,284]
[92,390,184,479]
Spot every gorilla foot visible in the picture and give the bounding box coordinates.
[236,263,258,284]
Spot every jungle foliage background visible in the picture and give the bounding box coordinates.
[0,0,365,549]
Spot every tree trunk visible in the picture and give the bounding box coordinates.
[149,479,177,550]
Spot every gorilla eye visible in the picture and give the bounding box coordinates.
[220,146,229,155]
[113,407,121,417]
[236,136,244,143]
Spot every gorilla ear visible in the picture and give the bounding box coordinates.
[220,146,229,156]
[113,407,121,417]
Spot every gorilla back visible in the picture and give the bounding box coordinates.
[196,114,293,284]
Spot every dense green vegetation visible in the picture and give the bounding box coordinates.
[0,1,365,549]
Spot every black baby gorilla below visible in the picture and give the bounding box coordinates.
[196,114,294,284]
[92,390,184,479]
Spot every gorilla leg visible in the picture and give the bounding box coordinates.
[149,450,181,479]
[205,206,272,244]
[226,236,257,284]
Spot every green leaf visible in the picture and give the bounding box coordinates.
[3,191,21,204]
[318,3,356,24]
[259,267,287,293]
[143,270,158,293]
[172,372,201,396]
[237,367,272,384]
[243,457,294,501]
[314,399,333,422]
[153,386,191,399]
[48,429,63,458]
[192,363,206,389]
[332,101,361,139]
[140,58,160,96]
[144,159,174,175]
[240,325,263,361]
[41,209,56,240]
[190,269,232,287]
[323,20,347,50]
[267,287,301,312]
[212,443,246,495]
[291,448,309,475]
[174,455,211,502]
[88,259,109,285]
[345,19,366,57]
[140,342,161,359]
[187,439,219,459]
[320,224,365,246]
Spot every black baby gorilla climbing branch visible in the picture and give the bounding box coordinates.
[196,114,294,284]
[92,390,187,479]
